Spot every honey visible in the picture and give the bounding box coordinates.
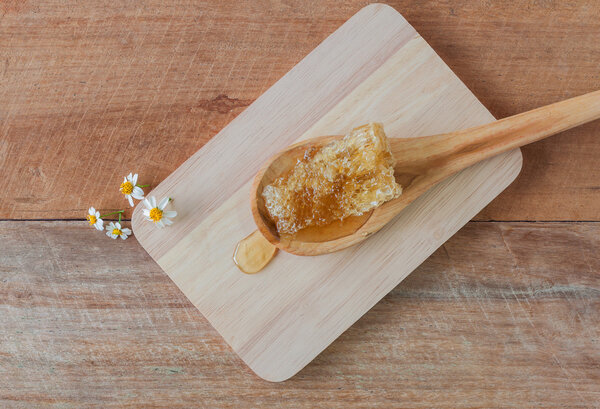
[233,230,278,274]
[262,123,402,235]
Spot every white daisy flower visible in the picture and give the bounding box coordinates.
[120,173,145,207]
[143,196,177,228]
[86,207,104,231]
[105,221,132,240]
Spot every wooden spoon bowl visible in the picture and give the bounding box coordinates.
[252,90,600,256]
[252,136,342,249]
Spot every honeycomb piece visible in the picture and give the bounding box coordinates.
[262,123,402,235]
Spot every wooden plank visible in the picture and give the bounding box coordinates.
[0,221,598,407]
[131,5,521,381]
[1,0,600,221]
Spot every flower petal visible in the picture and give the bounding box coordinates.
[132,187,144,199]
[158,197,169,210]
[121,228,132,235]
[132,173,138,186]
[120,234,127,240]
[150,196,156,208]
[142,209,150,217]
[157,220,165,228]
[127,195,134,207]
[164,210,177,218]
[144,198,152,209]
[95,211,101,218]
[89,207,94,214]
[162,218,173,226]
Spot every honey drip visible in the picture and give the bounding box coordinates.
[233,231,278,274]
[262,123,402,235]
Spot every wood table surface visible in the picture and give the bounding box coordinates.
[1,1,599,407]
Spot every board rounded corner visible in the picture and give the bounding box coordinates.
[361,3,399,15]
[507,147,524,183]
[244,360,301,383]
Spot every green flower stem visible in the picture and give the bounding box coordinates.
[136,184,149,188]
[100,210,125,218]
[118,212,122,224]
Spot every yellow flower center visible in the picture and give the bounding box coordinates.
[112,228,122,236]
[87,214,97,225]
[149,208,163,222]
[120,181,134,195]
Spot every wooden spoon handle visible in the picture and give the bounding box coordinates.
[431,89,600,172]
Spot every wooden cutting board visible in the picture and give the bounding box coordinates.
[132,4,522,382]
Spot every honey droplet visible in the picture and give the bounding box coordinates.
[233,230,278,274]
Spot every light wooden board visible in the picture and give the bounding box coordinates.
[132,4,522,381]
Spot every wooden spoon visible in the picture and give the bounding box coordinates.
[251,90,600,256]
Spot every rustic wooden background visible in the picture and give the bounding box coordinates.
[1,0,599,408]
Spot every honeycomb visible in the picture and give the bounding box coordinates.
[262,123,402,235]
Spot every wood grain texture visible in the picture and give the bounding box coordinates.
[1,0,598,404]
[1,0,600,220]
[131,5,521,381]
[1,221,598,408]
